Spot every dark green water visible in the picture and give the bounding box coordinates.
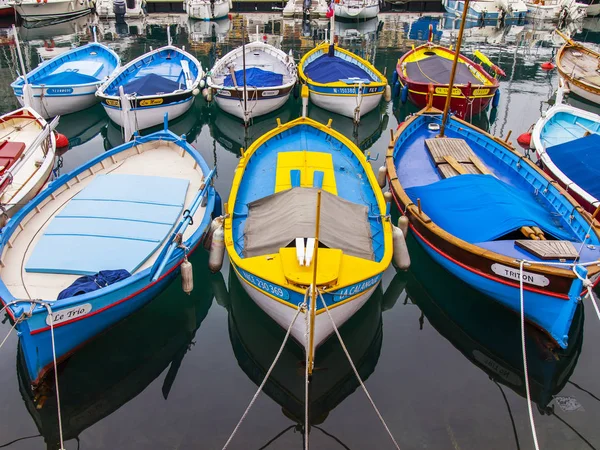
[1,12,600,449]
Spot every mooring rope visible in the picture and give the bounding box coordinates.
[0,299,66,449]
[316,290,401,450]
[222,295,307,450]
[304,288,310,450]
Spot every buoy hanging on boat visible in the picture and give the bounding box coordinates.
[209,222,225,273]
[377,166,387,188]
[392,225,410,270]
[492,89,500,108]
[192,88,200,96]
[181,256,194,294]
[204,216,223,250]
[199,79,206,89]
[384,85,392,102]
[517,132,532,148]
[400,84,409,104]
[55,132,69,149]
[541,61,555,70]
[398,215,409,237]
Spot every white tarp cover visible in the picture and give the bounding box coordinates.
[243,187,374,260]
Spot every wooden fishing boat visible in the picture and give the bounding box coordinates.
[10,0,92,21]
[206,40,297,124]
[11,38,120,119]
[0,122,217,385]
[332,0,379,20]
[405,232,583,410]
[556,31,600,106]
[531,86,600,214]
[394,38,503,119]
[224,115,393,354]
[443,0,527,21]
[298,42,387,123]
[186,0,231,20]
[96,37,203,140]
[385,97,600,349]
[0,107,57,218]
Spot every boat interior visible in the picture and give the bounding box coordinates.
[303,46,381,84]
[0,112,48,206]
[540,110,600,148]
[561,46,600,89]
[401,46,492,86]
[103,47,200,97]
[211,44,295,88]
[0,139,207,301]
[13,43,118,88]
[393,113,600,264]
[231,122,387,287]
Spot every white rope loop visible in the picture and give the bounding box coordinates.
[316,289,401,450]
[222,297,307,450]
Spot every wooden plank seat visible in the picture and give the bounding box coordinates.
[425,138,492,179]
[515,240,579,260]
[0,141,26,173]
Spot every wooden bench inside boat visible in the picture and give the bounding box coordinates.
[515,240,579,260]
[0,141,26,173]
[425,137,492,179]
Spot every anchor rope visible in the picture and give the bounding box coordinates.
[316,289,401,450]
[304,288,310,450]
[222,294,307,450]
[0,299,65,449]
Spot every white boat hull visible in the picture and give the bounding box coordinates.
[15,84,101,119]
[526,1,587,20]
[103,97,195,130]
[309,90,383,119]
[333,2,379,19]
[562,76,600,105]
[213,92,291,120]
[235,269,377,352]
[187,0,229,20]
[95,0,144,17]
[13,0,92,20]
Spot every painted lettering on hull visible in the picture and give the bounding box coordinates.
[491,263,550,287]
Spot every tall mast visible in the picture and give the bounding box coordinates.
[439,0,470,137]
[242,22,248,125]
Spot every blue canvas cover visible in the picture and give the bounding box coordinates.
[57,269,131,300]
[122,73,182,96]
[36,71,100,86]
[546,133,600,201]
[223,67,283,88]
[405,174,576,243]
[304,55,372,84]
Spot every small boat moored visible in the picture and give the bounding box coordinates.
[96,30,203,140]
[0,118,217,386]
[10,0,92,21]
[185,0,231,20]
[443,0,527,21]
[206,34,297,124]
[333,0,379,20]
[299,41,387,123]
[11,27,120,119]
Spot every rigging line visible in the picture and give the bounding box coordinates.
[493,380,522,450]
[568,380,600,403]
[256,425,296,450]
[0,434,42,448]
[551,412,598,450]
[314,426,354,450]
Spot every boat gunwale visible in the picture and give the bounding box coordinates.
[557,41,600,97]
[298,42,387,89]
[10,42,120,90]
[224,116,393,294]
[385,106,600,281]
[533,103,600,211]
[95,45,204,102]
[0,129,215,320]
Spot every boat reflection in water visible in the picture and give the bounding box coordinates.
[55,104,109,155]
[220,269,404,434]
[18,253,215,448]
[404,233,584,411]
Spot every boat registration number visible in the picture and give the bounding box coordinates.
[435,87,462,96]
[238,269,290,300]
[140,98,163,107]
[46,303,92,326]
[262,90,279,97]
[472,88,490,96]
[491,263,550,287]
[333,88,356,94]
[106,99,120,107]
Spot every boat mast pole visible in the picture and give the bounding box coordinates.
[439,0,470,138]
[307,190,322,377]
[242,22,248,125]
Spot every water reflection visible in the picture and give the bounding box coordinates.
[16,252,215,449]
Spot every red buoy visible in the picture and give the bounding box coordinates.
[55,132,69,149]
[517,132,532,148]
[541,62,555,70]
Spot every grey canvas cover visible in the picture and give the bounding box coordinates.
[243,187,374,260]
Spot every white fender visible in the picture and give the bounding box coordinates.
[377,165,387,189]
[209,223,225,273]
[392,225,410,270]
[181,257,193,294]
[204,216,223,250]
[384,84,392,102]
[398,215,409,237]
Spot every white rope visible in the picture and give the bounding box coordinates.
[222,297,306,450]
[571,265,600,321]
[304,287,310,450]
[316,290,401,450]
[519,261,541,450]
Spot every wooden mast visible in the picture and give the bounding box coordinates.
[242,21,248,125]
[439,0,470,137]
[307,190,322,376]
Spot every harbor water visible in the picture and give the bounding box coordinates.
[0,11,600,449]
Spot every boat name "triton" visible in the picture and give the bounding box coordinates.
[490,263,550,287]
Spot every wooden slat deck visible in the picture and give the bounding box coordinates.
[425,137,492,179]
[515,240,579,260]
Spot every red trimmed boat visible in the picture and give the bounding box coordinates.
[394,38,504,119]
